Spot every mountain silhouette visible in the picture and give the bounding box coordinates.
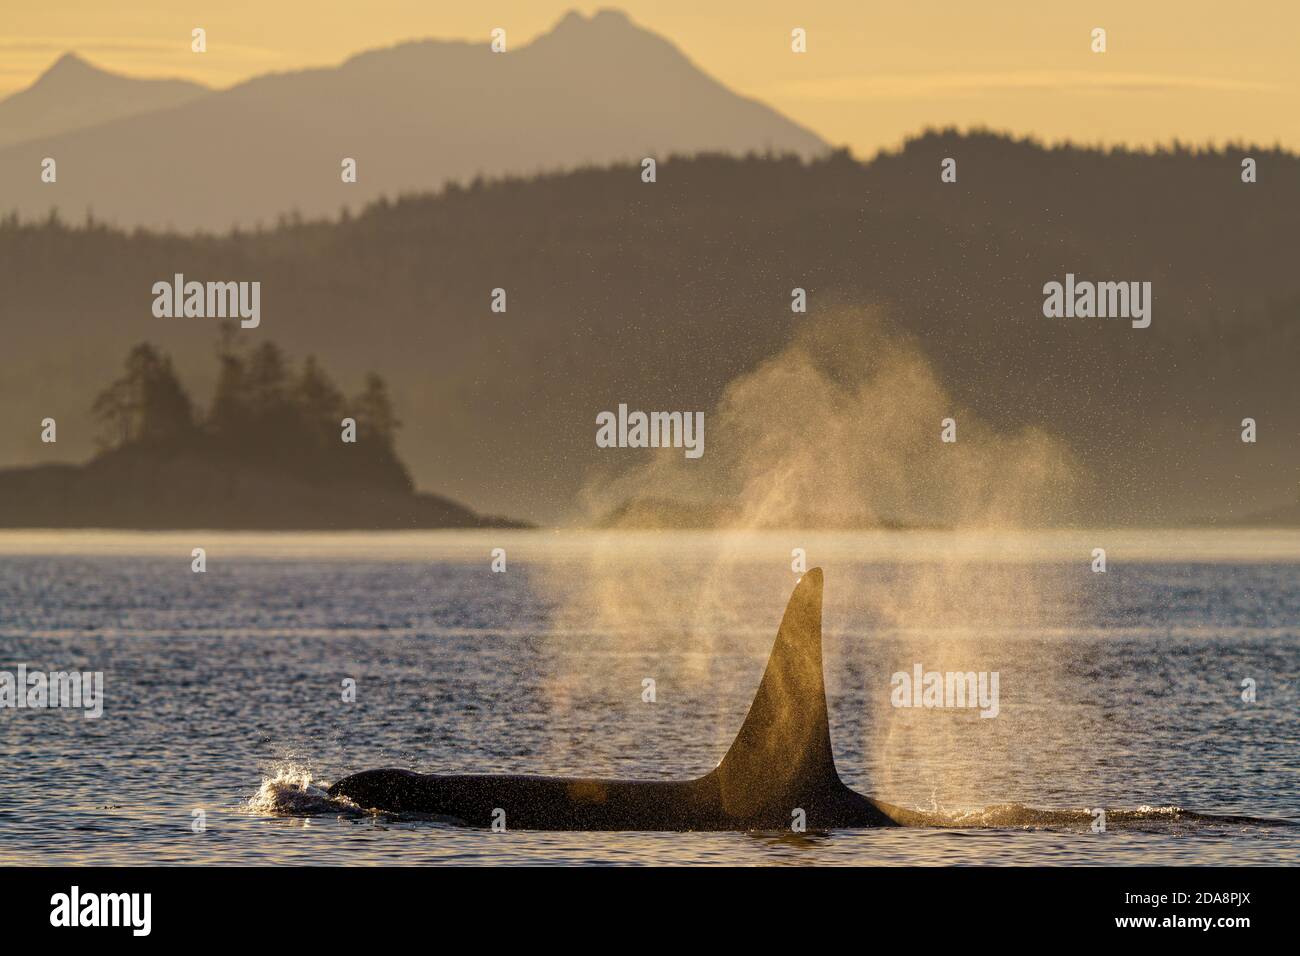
[0,9,826,231]
[2,133,1294,528]
[0,52,208,150]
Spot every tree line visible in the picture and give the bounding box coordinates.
[91,325,409,488]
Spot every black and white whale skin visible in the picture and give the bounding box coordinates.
[329,569,923,830]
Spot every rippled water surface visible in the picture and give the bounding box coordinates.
[1,530,1296,865]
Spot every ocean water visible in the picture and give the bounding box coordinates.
[0,529,1296,865]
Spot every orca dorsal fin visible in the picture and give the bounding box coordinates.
[711,568,841,817]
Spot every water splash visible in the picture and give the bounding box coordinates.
[246,764,367,817]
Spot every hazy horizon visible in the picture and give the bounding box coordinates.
[4,2,1299,158]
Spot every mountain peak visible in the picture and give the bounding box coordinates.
[0,11,826,226]
[0,51,209,150]
[44,52,100,77]
[551,8,635,33]
[591,8,633,25]
[30,52,118,92]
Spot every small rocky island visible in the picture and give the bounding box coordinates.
[0,336,526,530]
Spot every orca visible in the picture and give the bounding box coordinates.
[328,568,922,830]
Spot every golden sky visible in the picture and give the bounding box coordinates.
[3,0,1297,155]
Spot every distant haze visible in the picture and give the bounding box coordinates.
[3,137,1296,527]
[0,10,825,231]
[0,7,1293,530]
[3,2,1298,157]
[0,53,207,149]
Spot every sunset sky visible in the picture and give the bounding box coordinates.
[3,0,1297,156]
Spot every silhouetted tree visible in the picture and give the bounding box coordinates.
[353,373,400,447]
[246,342,291,411]
[208,335,250,437]
[91,379,132,450]
[91,343,194,449]
[294,355,346,441]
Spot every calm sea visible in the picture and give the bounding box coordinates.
[1,529,1296,865]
